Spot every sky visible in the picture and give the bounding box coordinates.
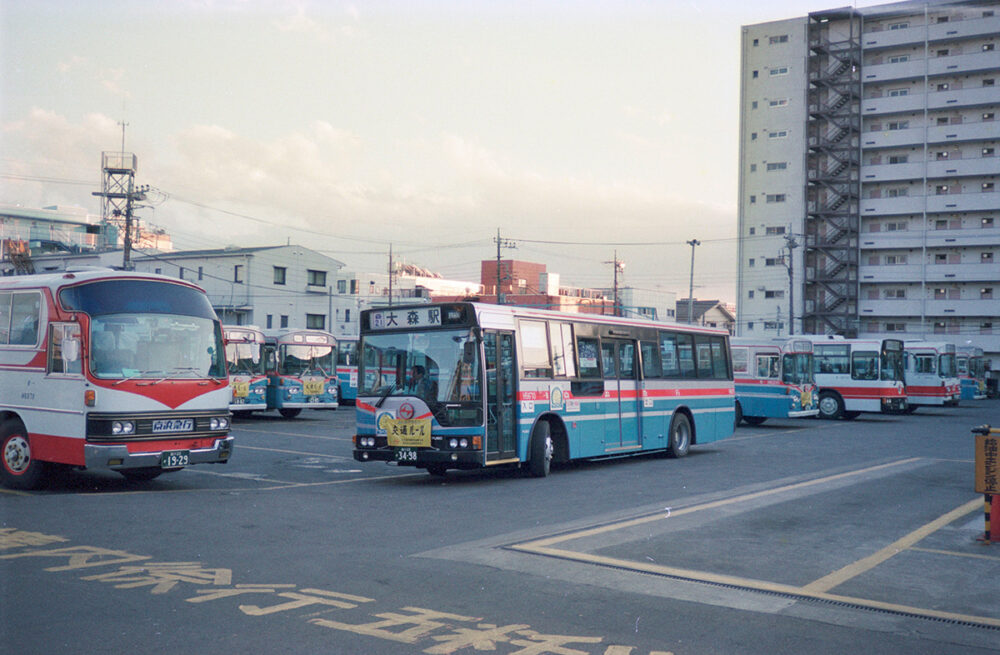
[0,0,886,305]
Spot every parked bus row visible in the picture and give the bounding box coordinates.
[223,326,340,418]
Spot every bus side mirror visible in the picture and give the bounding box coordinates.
[63,337,80,362]
[463,341,477,364]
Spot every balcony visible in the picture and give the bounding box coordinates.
[859,298,1000,317]
[861,15,1000,50]
[862,191,1000,216]
[863,51,1000,84]
[861,227,1000,250]
[859,262,1000,283]
[861,155,1000,182]
[862,92,927,115]
[928,86,999,111]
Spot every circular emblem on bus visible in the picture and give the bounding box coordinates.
[398,402,415,420]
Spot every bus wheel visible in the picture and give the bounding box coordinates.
[528,421,552,478]
[426,464,448,477]
[279,408,302,419]
[666,413,691,458]
[903,405,918,414]
[842,411,861,420]
[1,421,47,490]
[120,468,163,482]
[818,392,844,420]
[734,402,743,428]
[743,416,768,426]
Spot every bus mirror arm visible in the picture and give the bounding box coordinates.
[463,341,477,364]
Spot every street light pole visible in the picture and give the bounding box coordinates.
[686,239,700,324]
[784,234,799,335]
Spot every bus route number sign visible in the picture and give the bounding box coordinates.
[975,434,999,494]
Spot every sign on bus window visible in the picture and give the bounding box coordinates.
[577,337,600,378]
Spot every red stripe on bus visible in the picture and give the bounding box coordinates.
[88,379,226,409]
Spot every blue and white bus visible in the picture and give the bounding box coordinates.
[731,337,818,426]
[353,302,735,477]
[956,346,987,400]
[223,325,268,414]
[336,337,359,404]
[264,329,339,418]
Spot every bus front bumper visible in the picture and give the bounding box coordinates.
[788,409,820,418]
[353,447,483,470]
[881,397,908,413]
[84,436,234,471]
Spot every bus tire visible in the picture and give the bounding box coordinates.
[279,408,302,419]
[734,402,743,428]
[903,405,918,414]
[426,464,448,477]
[818,391,844,420]
[842,411,861,420]
[120,468,163,482]
[1,420,47,490]
[743,416,767,426]
[528,421,552,478]
[666,412,691,459]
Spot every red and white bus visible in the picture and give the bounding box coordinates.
[0,269,233,489]
[803,335,907,420]
[903,341,960,410]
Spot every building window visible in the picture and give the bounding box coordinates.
[886,254,907,265]
[935,219,949,230]
[982,288,994,299]
[983,252,995,263]
[750,195,756,204]
[765,226,786,235]
[934,288,947,299]
[765,258,781,267]
[888,88,908,97]
[178,267,185,280]
[885,323,906,332]
[766,194,786,203]
[982,322,994,334]
[887,120,909,130]
[984,183,996,192]
[985,44,996,52]
[984,218,996,228]
[888,155,908,164]
[753,38,759,46]
[748,290,755,298]
[750,163,757,172]
[273,266,286,285]
[198,266,204,281]
[935,185,949,195]
[769,35,788,44]
[937,83,949,91]
[752,101,758,110]
[984,80,996,88]
[934,254,948,264]
[937,151,949,160]
[887,187,909,197]
[748,258,755,268]
[154,267,162,275]
[307,269,327,287]
[936,16,949,23]
[769,98,789,107]
[889,21,908,30]
[306,314,325,330]
[768,130,788,138]
[769,67,788,76]
[884,288,906,299]
[234,265,243,283]
[985,147,996,157]
[936,49,949,57]
[889,55,909,64]
[984,112,996,120]
[752,70,759,78]
[766,162,788,171]
[933,321,947,334]
[280,315,289,329]
[266,314,273,329]
[885,221,907,231]
[764,290,784,298]
[751,132,757,141]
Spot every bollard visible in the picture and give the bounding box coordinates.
[972,425,999,544]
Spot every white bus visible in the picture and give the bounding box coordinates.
[1,270,233,489]
[353,302,735,477]
[802,336,907,420]
[903,341,960,411]
[731,337,818,426]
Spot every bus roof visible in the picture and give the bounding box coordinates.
[0,268,208,295]
[903,340,956,354]
[362,301,731,337]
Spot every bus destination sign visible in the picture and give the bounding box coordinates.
[370,307,442,331]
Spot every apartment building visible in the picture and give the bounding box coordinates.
[738,0,999,359]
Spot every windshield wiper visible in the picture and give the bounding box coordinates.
[375,382,396,408]
[111,369,164,386]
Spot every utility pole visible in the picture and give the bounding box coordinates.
[494,228,516,305]
[604,251,625,316]
[686,239,701,324]
[783,233,799,336]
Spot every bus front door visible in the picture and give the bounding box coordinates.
[484,330,517,462]
[602,339,641,452]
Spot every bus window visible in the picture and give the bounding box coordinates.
[815,344,850,374]
[914,355,935,374]
[676,333,696,379]
[852,351,879,380]
[619,342,635,378]
[659,332,680,377]
[10,292,40,345]
[577,337,600,378]
[549,322,575,377]
[756,354,779,379]
[711,339,730,379]
[696,335,729,380]
[601,341,616,379]
[47,323,82,375]
[641,340,661,378]
[731,347,748,374]
[519,320,551,378]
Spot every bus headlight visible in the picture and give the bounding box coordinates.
[112,421,135,435]
[210,417,230,430]
[459,438,469,449]
[449,438,459,449]
[288,387,300,395]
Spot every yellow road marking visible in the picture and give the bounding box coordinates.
[910,546,1000,562]
[519,457,922,549]
[803,498,982,593]
[0,487,31,497]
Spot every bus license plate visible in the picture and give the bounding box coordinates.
[394,448,418,462]
[232,382,250,398]
[160,450,189,468]
[152,418,194,433]
[385,418,432,447]
[303,380,324,395]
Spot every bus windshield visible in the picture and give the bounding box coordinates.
[226,341,265,376]
[360,328,481,404]
[782,353,814,385]
[91,314,226,379]
[939,354,957,378]
[279,344,335,377]
[881,348,905,382]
